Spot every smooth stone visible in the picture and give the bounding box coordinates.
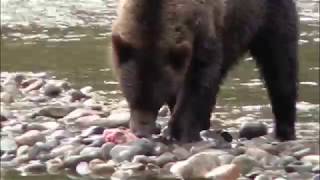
[23,79,45,92]
[69,89,89,102]
[15,154,30,164]
[64,108,102,120]
[15,130,45,146]
[25,123,47,131]
[285,161,313,173]
[80,126,105,137]
[50,144,75,157]
[313,174,320,180]
[17,145,30,157]
[48,130,72,140]
[158,106,169,117]
[88,138,105,147]
[154,152,177,167]
[205,164,241,180]
[63,155,92,168]
[1,160,19,169]
[119,162,145,171]
[301,155,320,166]
[245,148,278,166]
[231,154,261,175]
[80,147,102,159]
[218,154,235,165]
[153,142,169,156]
[132,155,153,164]
[104,112,130,128]
[46,158,64,174]
[1,92,14,104]
[1,136,17,151]
[110,139,155,162]
[172,146,191,161]
[312,165,320,174]
[89,159,116,175]
[276,156,297,167]
[28,144,42,160]
[19,161,46,174]
[170,151,220,178]
[254,174,272,180]
[76,161,90,176]
[36,106,76,119]
[43,84,62,97]
[1,153,15,161]
[239,122,268,140]
[101,143,115,160]
[293,148,312,159]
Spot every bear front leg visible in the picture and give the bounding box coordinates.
[169,38,223,143]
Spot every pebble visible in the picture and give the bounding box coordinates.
[1,92,15,104]
[285,161,313,173]
[15,130,45,146]
[110,139,155,162]
[301,155,320,166]
[239,122,268,139]
[46,158,64,174]
[89,159,115,176]
[19,161,46,174]
[23,79,45,92]
[170,151,220,178]
[43,84,62,97]
[231,154,261,175]
[36,106,76,119]
[205,164,241,180]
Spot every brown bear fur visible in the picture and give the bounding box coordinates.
[111,0,298,142]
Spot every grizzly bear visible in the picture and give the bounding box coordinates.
[111,0,298,142]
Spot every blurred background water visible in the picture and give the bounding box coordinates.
[0,0,319,179]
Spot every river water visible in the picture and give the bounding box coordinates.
[1,0,319,179]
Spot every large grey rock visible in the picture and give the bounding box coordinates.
[239,122,268,140]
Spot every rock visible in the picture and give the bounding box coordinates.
[46,158,64,174]
[43,84,62,97]
[205,164,241,180]
[293,148,312,159]
[80,147,102,159]
[36,106,76,119]
[301,155,320,166]
[172,146,191,161]
[89,159,115,176]
[170,151,220,178]
[101,143,115,160]
[110,139,155,162]
[75,115,103,127]
[254,174,272,180]
[69,89,89,102]
[63,155,91,168]
[63,108,102,120]
[153,142,169,156]
[17,145,30,157]
[132,155,153,164]
[158,106,169,117]
[285,161,313,173]
[23,79,45,93]
[245,148,278,166]
[313,174,320,180]
[1,136,18,152]
[312,165,320,174]
[104,112,130,128]
[1,153,15,161]
[76,161,90,176]
[1,92,14,104]
[15,130,45,146]
[80,126,105,138]
[154,152,177,167]
[231,154,261,175]
[239,122,268,140]
[50,144,75,157]
[18,161,46,174]
[276,155,297,167]
[218,154,235,165]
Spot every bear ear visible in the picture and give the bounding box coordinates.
[112,33,133,65]
[170,41,192,70]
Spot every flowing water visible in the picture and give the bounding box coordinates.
[1,0,319,179]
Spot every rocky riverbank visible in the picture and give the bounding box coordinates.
[1,72,319,180]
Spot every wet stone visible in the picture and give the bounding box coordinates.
[239,122,268,140]
[43,84,62,97]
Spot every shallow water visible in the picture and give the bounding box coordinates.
[1,0,319,179]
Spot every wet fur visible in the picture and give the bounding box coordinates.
[112,0,298,142]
